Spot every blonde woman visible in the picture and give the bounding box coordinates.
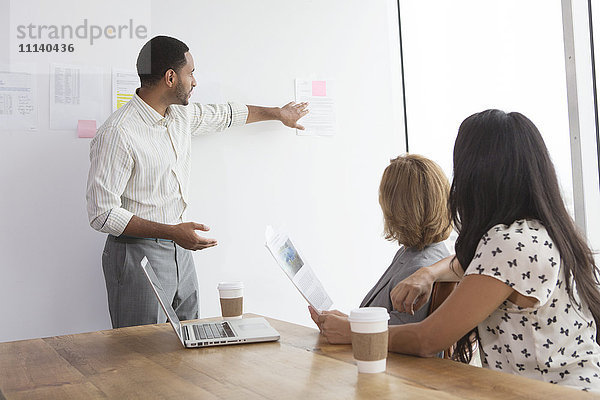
[309,154,452,343]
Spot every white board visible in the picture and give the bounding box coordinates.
[0,0,404,341]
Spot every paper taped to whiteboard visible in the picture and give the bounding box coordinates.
[295,78,336,137]
[0,67,37,131]
[49,63,105,130]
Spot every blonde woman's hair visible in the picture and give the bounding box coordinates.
[379,154,452,249]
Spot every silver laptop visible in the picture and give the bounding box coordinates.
[140,256,280,348]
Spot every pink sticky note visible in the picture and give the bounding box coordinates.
[78,120,97,138]
[312,80,327,97]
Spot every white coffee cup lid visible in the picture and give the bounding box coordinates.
[217,281,244,290]
[348,307,390,323]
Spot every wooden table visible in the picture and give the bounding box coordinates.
[0,314,597,399]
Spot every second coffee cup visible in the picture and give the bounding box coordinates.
[217,282,244,319]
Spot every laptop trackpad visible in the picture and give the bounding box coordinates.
[235,320,270,333]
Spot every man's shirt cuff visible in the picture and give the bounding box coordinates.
[92,208,134,236]
[229,102,248,128]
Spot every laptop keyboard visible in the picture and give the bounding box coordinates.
[190,322,235,340]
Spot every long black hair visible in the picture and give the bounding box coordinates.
[449,109,600,363]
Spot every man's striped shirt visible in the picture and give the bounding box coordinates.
[86,93,248,236]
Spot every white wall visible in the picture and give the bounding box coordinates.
[0,0,404,342]
[155,0,405,330]
[0,0,152,342]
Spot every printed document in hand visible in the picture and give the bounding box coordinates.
[265,226,333,310]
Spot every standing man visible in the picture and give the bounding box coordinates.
[87,36,308,328]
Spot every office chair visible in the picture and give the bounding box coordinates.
[428,281,458,359]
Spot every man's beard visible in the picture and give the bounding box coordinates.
[175,81,190,105]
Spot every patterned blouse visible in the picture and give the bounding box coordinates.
[464,219,600,392]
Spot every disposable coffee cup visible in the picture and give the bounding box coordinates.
[348,307,390,373]
[217,282,244,320]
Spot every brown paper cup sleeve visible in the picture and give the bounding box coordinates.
[351,331,388,361]
[220,297,243,317]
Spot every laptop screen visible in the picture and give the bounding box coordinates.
[140,256,184,345]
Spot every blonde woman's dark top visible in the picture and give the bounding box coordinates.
[361,242,450,325]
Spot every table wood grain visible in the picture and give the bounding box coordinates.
[0,314,596,399]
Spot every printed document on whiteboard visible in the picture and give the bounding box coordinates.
[294,78,336,136]
[49,63,105,130]
[112,68,139,112]
[0,67,37,131]
[265,226,333,310]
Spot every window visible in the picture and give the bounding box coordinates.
[400,0,574,216]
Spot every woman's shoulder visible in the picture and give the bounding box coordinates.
[479,219,552,249]
[421,241,451,260]
[401,242,450,269]
[467,218,560,304]
[485,219,547,236]
[475,219,556,260]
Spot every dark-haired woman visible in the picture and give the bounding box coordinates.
[387,110,600,392]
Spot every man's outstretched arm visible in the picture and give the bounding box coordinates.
[247,101,309,130]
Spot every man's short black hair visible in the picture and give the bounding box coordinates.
[136,36,189,87]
